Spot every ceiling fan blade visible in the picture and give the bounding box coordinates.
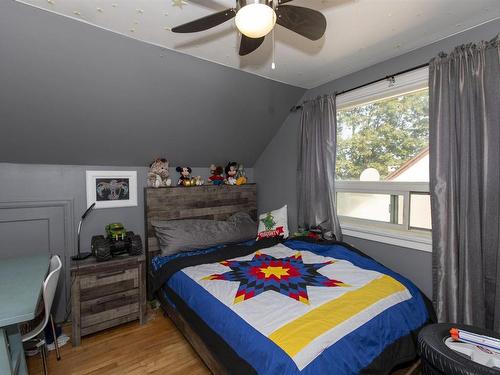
[275,5,326,40]
[171,8,236,33]
[239,35,265,56]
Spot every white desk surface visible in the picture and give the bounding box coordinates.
[0,255,48,327]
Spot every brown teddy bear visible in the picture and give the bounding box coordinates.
[148,158,172,188]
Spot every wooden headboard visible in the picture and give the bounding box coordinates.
[144,184,257,295]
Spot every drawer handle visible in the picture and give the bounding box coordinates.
[97,270,126,279]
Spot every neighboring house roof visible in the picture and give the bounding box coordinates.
[386,146,429,180]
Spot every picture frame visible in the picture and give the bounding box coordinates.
[86,170,138,209]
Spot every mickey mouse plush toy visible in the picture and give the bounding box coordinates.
[225,162,238,185]
[176,166,192,186]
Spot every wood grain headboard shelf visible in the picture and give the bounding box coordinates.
[144,183,257,295]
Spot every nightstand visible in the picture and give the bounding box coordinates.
[70,255,146,346]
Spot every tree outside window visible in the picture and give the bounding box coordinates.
[335,88,431,231]
[336,89,429,182]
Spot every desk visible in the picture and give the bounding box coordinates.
[0,255,48,375]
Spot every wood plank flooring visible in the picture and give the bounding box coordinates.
[27,308,420,375]
[27,309,210,375]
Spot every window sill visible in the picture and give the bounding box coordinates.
[341,223,432,252]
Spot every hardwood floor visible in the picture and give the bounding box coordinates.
[27,309,210,375]
[27,308,420,375]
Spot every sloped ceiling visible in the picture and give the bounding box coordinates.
[0,1,305,167]
[13,0,500,88]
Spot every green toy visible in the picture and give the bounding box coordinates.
[106,223,127,241]
[260,212,277,231]
[91,223,142,262]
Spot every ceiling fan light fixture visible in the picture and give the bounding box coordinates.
[235,3,276,39]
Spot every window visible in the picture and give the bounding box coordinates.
[337,192,404,224]
[335,67,431,251]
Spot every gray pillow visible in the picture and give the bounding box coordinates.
[152,212,257,256]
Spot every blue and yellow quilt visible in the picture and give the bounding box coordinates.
[153,239,431,374]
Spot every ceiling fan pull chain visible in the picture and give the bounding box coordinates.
[272,27,276,70]
[271,1,278,70]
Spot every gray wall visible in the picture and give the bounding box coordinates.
[254,18,500,298]
[0,1,305,167]
[0,162,253,321]
[343,236,432,298]
[2,0,498,316]
[0,0,284,323]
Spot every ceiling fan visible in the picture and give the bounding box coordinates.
[171,0,327,56]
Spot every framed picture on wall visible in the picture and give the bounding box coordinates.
[86,170,138,209]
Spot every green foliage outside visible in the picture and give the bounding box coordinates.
[336,89,429,180]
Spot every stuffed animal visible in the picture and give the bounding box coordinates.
[194,176,205,186]
[209,164,225,185]
[236,164,247,185]
[176,166,192,186]
[225,162,238,185]
[148,158,172,188]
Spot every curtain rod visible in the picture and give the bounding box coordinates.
[290,62,429,112]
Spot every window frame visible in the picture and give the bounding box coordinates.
[335,67,432,252]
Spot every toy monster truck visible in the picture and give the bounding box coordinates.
[91,223,142,262]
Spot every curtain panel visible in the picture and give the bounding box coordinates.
[429,35,500,330]
[297,95,342,241]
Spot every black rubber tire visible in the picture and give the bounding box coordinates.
[90,235,105,253]
[418,323,500,375]
[94,239,112,262]
[128,234,143,255]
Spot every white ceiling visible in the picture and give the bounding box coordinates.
[16,0,500,88]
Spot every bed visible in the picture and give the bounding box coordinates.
[144,186,435,375]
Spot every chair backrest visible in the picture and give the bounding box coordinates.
[43,255,62,318]
[22,255,62,342]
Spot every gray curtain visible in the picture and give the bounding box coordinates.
[297,95,342,241]
[429,36,500,330]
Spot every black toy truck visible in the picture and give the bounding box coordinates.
[91,223,142,262]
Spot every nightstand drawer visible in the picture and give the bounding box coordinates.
[80,268,138,301]
[81,289,139,315]
[81,302,139,329]
[80,268,138,288]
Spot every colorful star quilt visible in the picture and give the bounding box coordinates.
[181,244,415,370]
[203,251,348,304]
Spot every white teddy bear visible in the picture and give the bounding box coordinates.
[148,158,172,188]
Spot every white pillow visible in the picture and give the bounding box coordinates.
[256,205,289,240]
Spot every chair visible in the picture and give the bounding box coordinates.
[21,255,62,375]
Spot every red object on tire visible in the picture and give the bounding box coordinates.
[418,323,500,375]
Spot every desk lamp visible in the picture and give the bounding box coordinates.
[71,202,95,261]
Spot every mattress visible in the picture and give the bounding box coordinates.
[151,237,434,375]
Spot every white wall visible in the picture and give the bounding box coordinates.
[393,154,429,182]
